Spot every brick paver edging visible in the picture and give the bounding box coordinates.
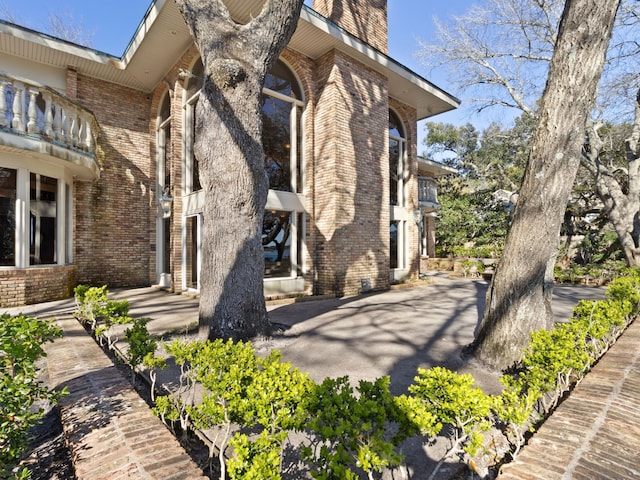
[498,319,640,479]
[45,316,208,480]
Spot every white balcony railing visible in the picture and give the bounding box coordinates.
[418,176,438,207]
[0,73,98,157]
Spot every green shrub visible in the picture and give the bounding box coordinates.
[491,376,539,458]
[74,284,132,348]
[124,318,157,382]
[460,260,485,277]
[141,268,640,477]
[74,284,108,330]
[407,367,492,479]
[495,267,640,461]
[155,339,312,480]
[303,376,432,480]
[0,314,65,479]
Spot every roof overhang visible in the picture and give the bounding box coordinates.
[418,157,457,177]
[0,0,459,119]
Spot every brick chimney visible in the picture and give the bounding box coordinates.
[313,0,388,53]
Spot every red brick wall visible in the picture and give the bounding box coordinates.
[313,49,390,295]
[74,75,152,288]
[0,266,76,307]
[312,0,388,53]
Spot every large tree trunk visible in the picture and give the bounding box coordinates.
[176,0,304,341]
[465,0,621,371]
[583,89,640,268]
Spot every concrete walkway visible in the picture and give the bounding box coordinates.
[8,274,639,479]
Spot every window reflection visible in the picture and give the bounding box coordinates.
[0,168,16,266]
[389,137,400,205]
[389,110,405,207]
[263,210,292,278]
[186,59,203,192]
[390,221,399,269]
[263,96,293,192]
[262,60,302,193]
[185,216,199,290]
[30,173,57,265]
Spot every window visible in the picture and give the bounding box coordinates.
[390,221,399,269]
[179,58,306,286]
[157,92,172,285]
[389,110,408,272]
[185,59,203,193]
[0,168,16,266]
[263,210,292,278]
[389,110,406,207]
[262,60,304,193]
[29,173,57,265]
[0,165,69,268]
[185,215,200,290]
[261,61,306,279]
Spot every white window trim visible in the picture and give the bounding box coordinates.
[183,91,200,195]
[182,213,202,293]
[0,155,72,269]
[156,113,171,287]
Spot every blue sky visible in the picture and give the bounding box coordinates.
[1,0,495,144]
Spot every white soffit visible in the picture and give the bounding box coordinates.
[418,157,457,177]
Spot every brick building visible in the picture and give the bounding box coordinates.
[0,0,458,307]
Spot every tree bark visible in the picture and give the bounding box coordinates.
[175,0,304,341]
[583,90,640,267]
[465,0,621,371]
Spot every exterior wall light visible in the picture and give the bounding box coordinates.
[412,208,423,226]
[159,186,173,219]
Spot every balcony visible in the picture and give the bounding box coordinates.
[0,73,100,180]
[418,176,439,212]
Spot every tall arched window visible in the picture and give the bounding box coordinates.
[261,60,305,280]
[389,110,406,207]
[178,58,306,289]
[156,91,171,287]
[389,109,407,271]
[262,60,303,193]
[184,58,203,193]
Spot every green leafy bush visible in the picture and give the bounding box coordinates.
[0,314,65,479]
[124,318,157,382]
[303,376,432,480]
[155,339,312,480]
[460,260,485,277]
[407,367,492,479]
[494,268,640,462]
[137,269,640,478]
[74,284,132,348]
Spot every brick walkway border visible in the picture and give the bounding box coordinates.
[498,319,640,479]
[45,316,208,480]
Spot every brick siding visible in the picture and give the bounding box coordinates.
[73,75,152,288]
[4,1,424,305]
[313,49,390,295]
[0,265,76,308]
[312,0,388,53]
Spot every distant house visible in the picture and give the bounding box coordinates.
[0,0,459,307]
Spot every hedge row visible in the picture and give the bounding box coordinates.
[73,269,640,479]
